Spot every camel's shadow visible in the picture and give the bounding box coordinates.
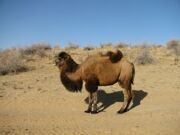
[84,89,148,112]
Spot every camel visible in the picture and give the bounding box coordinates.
[55,50,135,114]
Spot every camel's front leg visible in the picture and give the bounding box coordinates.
[85,81,98,114]
[84,93,93,113]
[84,92,98,113]
[91,91,98,114]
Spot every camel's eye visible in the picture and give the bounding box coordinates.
[58,57,62,61]
[58,57,64,63]
[55,57,64,67]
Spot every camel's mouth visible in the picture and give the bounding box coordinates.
[54,57,64,67]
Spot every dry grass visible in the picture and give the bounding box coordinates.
[1,40,178,76]
[115,42,129,48]
[65,43,79,50]
[83,45,95,51]
[20,43,51,57]
[167,40,180,64]
[0,49,29,75]
[135,48,155,65]
[167,40,180,56]
[100,43,113,48]
[167,40,180,52]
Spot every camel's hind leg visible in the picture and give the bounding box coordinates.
[117,80,133,114]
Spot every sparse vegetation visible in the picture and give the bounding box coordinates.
[0,48,29,75]
[167,40,180,53]
[100,43,113,48]
[65,42,79,50]
[54,44,61,49]
[83,45,95,51]
[20,43,51,57]
[115,42,129,48]
[1,40,179,76]
[135,48,155,65]
[167,40,180,64]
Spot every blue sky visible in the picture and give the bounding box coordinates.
[0,0,180,48]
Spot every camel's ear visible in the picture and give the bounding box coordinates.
[58,52,70,60]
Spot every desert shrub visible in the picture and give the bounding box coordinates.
[100,43,113,48]
[54,44,61,49]
[167,40,180,56]
[115,42,129,48]
[20,43,51,57]
[65,42,79,50]
[83,45,95,51]
[0,49,29,75]
[133,42,155,49]
[155,44,163,48]
[135,48,155,65]
[139,44,150,49]
[167,40,180,64]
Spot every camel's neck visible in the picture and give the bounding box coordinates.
[60,58,83,92]
[62,58,79,73]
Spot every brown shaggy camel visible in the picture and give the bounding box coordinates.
[55,50,135,114]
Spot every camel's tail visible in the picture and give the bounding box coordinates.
[131,63,135,85]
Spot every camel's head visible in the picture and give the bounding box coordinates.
[55,52,82,92]
[55,52,71,68]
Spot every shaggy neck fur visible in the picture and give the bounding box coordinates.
[60,58,82,92]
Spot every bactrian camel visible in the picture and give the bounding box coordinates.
[55,50,135,114]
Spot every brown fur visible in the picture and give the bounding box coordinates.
[55,50,135,114]
[100,50,123,63]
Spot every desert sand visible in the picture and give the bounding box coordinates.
[0,47,180,135]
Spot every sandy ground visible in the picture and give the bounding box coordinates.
[0,48,180,135]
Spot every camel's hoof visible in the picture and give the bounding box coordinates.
[91,110,98,114]
[84,110,91,113]
[117,109,126,114]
